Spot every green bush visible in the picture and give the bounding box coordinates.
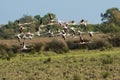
[100,23,120,33]
[48,39,69,53]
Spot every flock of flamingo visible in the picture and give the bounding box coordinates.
[15,14,98,51]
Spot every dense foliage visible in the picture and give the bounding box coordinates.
[100,8,120,33]
[0,13,56,39]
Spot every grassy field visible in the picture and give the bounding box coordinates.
[0,48,120,80]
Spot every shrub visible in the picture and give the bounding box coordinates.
[7,49,16,58]
[11,45,20,53]
[0,48,10,60]
[108,33,120,47]
[88,38,112,50]
[66,40,77,49]
[0,43,17,60]
[66,39,89,50]
[33,42,45,52]
[0,43,9,51]
[100,23,120,33]
[48,39,69,53]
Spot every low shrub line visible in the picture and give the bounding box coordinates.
[0,33,120,60]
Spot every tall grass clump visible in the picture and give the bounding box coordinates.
[0,44,16,60]
[0,44,9,60]
[101,71,110,79]
[100,54,113,65]
[0,48,10,60]
[48,38,69,53]
[73,74,81,80]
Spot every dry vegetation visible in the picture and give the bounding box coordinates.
[0,33,107,47]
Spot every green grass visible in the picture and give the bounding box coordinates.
[0,48,120,80]
[11,48,120,60]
